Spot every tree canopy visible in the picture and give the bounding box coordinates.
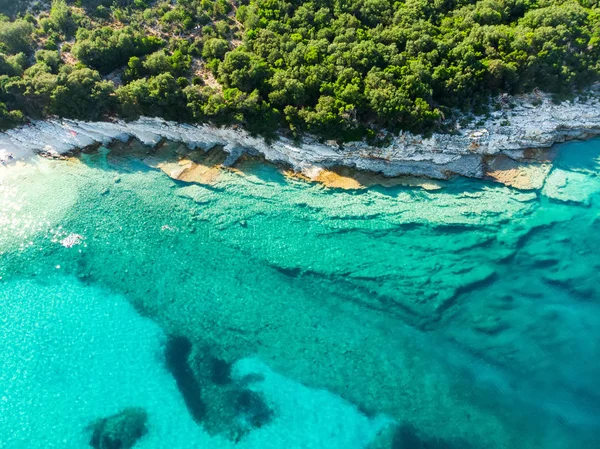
[0,0,598,138]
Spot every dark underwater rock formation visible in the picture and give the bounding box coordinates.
[89,407,148,449]
[391,424,471,449]
[209,355,232,385]
[164,335,207,423]
[163,335,274,441]
[235,389,274,430]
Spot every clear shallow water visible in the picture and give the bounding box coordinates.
[0,139,599,449]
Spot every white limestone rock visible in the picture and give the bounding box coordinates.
[1,86,599,185]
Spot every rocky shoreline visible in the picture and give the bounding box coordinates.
[1,87,600,189]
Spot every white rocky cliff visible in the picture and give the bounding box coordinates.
[1,88,599,189]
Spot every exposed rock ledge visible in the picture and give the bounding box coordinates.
[1,87,599,189]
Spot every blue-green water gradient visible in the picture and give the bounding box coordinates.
[1,139,599,449]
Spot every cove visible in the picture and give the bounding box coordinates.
[0,137,599,449]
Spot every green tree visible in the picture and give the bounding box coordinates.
[0,52,25,76]
[218,49,270,92]
[51,67,115,119]
[0,102,23,130]
[49,0,76,37]
[0,19,33,54]
[202,38,229,60]
[35,50,61,73]
[117,73,187,120]
[73,27,163,74]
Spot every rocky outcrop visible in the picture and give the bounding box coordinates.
[88,408,148,449]
[1,87,599,188]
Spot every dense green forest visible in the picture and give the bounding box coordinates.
[0,0,599,140]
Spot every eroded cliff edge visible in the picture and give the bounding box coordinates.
[1,88,600,189]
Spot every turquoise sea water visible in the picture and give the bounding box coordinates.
[1,139,599,449]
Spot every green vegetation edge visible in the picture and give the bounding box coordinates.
[0,0,599,143]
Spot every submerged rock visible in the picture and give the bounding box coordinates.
[163,335,274,441]
[88,408,148,449]
[164,336,206,423]
[59,233,84,248]
[542,168,599,205]
[368,423,473,449]
[235,389,273,429]
[391,424,470,449]
[484,155,552,190]
[209,356,232,385]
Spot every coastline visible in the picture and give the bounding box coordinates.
[3,139,600,449]
[2,98,600,449]
[1,86,600,189]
